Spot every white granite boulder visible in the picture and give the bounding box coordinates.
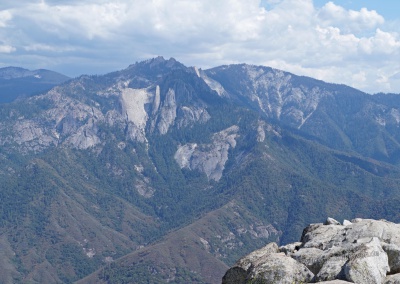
[344,237,389,283]
[247,253,314,284]
[223,218,400,284]
[222,242,279,284]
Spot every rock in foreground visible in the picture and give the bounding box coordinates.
[222,218,400,284]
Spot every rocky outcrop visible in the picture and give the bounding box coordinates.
[222,218,400,284]
[174,125,239,181]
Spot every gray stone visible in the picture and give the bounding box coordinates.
[221,267,247,284]
[325,217,341,225]
[385,274,400,284]
[343,220,352,226]
[291,247,325,274]
[235,242,279,271]
[224,218,400,283]
[318,281,352,283]
[337,219,400,246]
[315,255,347,282]
[247,253,314,284]
[221,242,279,284]
[301,223,345,250]
[382,242,400,274]
[344,237,389,284]
[279,241,302,255]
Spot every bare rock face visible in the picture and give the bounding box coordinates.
[174,125,239,181]
[222,218,400,284]
[157,88,177,134]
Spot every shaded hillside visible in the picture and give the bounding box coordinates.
[0,67,70,103]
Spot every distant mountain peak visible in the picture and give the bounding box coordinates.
[0,67,70,103]
[0,66,70,81]
[127,56,181,70]
[0,66,32,79]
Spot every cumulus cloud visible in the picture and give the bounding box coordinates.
[0,0,399,93]
[0,44,15,53]
[0,10,12,27]
[318,2,384,33]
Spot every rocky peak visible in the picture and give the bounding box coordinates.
[204,64,333,128]
[0,57,214,152]
[123,56,186,80]
[223,218,400,284]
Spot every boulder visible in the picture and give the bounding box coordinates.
[314,241,367,282]
[382,242,400,274]
[301,223,345,249]
[343,219,352,226]
[247,253,314,284]
[222,242,279,284]
[325,217,341,225]
[337,219,400,246]
[223,218,400,284]
[315,256,347,282]
[279,241,302,256]
[292,247,326,274]
[344,237,389,284]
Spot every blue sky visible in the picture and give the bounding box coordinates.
[0,0,399,94]
[313,0,399,20]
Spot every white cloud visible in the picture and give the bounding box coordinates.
[0,0,399,93]
[318,2,384,33]
[0,44,15,53]
[0,10,12,27]
[358,29,400,55]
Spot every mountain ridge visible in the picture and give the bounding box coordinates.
[0,66,70,103]
[1,57,400,283]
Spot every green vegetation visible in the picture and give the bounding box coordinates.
[1,59,400,283]
[100,262,205,284]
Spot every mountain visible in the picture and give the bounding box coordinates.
[0,67,70,103]
[1,57,400,283]
[203,64,400,164]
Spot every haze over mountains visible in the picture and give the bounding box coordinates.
[1,57,400,283]
[0,67,70,103]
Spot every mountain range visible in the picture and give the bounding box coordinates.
[0,67,70,103]
[1,56,400,283]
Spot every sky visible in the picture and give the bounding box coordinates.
[0,0,399,94]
